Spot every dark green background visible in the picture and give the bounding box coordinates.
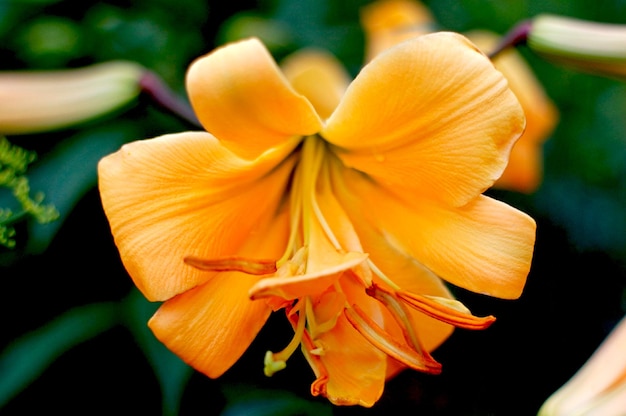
[1,0,625,414]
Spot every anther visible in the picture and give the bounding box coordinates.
[396,290,496,330]
[344,304,442,374]
[184,256,277,275]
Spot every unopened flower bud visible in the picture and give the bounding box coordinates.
[0,61,145,135]
[528,14,626,80]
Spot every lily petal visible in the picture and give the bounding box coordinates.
[390,194,535,299]
[469,30,558,193]
[98,131,294,301]
[323,32,525,207]
[186,38,323,159]
[333,166,536,299]
[281,49,351,120]
[147,201,289,378]
[248,251,367,300]
[350,215,456,351]
[304,276,388,407]
[148,269,272,379]
[325,159,455,352]
[319,158,453,381]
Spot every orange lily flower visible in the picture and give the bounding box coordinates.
[538,316,626,415]
[98,33,535,406]
[360,0,558,193]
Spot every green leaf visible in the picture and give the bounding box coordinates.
[221,383,332,416]
[122,289,193,416]
[0,302,119,408]
[0,123,138,265]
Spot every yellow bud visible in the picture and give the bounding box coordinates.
[538,316,626,416]
[528,14,626,80]
[0,61,145,135]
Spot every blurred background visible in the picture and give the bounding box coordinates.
[0,0,625,415]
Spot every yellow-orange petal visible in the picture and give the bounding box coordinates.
[249,252,367,300]
[98,131,294,301]
[328,158,454,351]
[303,277,388,407]
[396,195,535,299]
[148,201,289,378]
[148,269,272,378]
[360,0,436,61]
[539,316,626,416]
[322,157,454,378]
[186,38,323,159]
[333,166,536,299]
[323,32,525,207]
[468,30,558,193]
[302,314,386,407]
[281,49,351,120]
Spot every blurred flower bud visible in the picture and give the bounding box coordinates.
[538,316,626,416]
[0,61,145,135]
[528,14,626,80]
[360,0,437,62]
[216,14,295,56]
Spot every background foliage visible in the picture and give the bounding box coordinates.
[1,0,625,415]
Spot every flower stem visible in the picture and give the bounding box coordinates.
[139,71,201,128]
[488,19,532,59]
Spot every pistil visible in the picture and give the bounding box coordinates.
[264,299,308,376]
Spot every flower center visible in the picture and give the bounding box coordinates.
[183,134,497,380]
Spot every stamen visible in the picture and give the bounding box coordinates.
[277,160,304,267]
[183,256,276,275]
[300,137,325,245]
[344,304,442,374]
[309,346,325,356]
[305,292,342,339]
[397,290,496,330]
[366,259,401,291]
[263,300,308,377]
[309,149,342,251]
[366,284,427,357]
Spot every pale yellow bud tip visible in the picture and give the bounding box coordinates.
[0,61,145,135]
[528,14,626,80]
